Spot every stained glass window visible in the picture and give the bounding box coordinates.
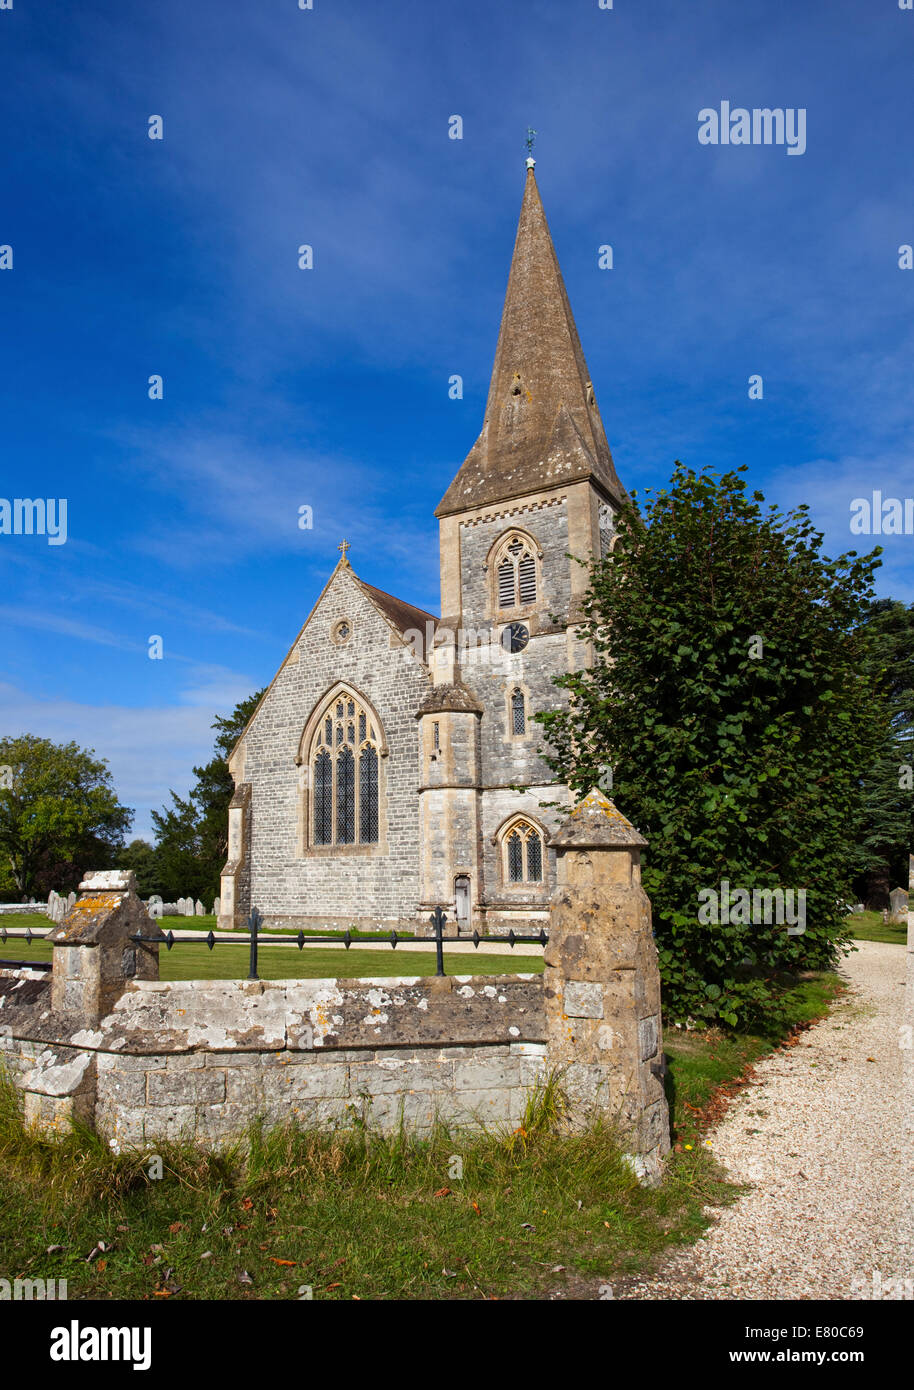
[502,820,545,885]
[360,746,378,843]
[310,690,381,848]
[337,747,355,844]
[313,750,333,846]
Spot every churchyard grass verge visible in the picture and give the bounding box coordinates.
[0,969,841,1299]
[846,910,907,946]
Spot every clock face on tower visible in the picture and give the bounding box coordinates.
[502,622,529,654]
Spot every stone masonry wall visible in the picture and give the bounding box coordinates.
[236,567,432,928]
[2,969,547,1148]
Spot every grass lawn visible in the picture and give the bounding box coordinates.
[0,967,842,1299]
[0,936,542,980]
[846,909,908,946]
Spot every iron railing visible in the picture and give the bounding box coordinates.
[0,924,51,972]
[129,905,548,980]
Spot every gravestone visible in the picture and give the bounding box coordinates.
[195,899,205,916]
[889,886,909,923]
[212,897,221,917]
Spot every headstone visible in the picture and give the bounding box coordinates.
[66,891,76,911]
[176,896,186,915]
[147,894,163,919]
[183,897,194,916]
[195,899,205,916]
[889,886,909,923]
[212,897,221,917]
[853,903,864,914]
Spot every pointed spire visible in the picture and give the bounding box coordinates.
[437,166,626,518]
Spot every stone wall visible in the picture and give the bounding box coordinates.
[2,969,546,1147]
[222,565,431,930]
[0,812,671,1183]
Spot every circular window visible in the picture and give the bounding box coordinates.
[332,619,352,646]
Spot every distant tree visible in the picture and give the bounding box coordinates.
[151,690,265,902]
[538,463,885,1028]
[851,599,914,907]
[117,838,160,899]
[0,734,132,900]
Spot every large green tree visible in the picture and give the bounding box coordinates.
[148,690,265,903]
[0,735,132,899]
[538,463,887,1027]
[851,599,914,907]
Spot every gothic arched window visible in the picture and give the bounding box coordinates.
[494,532,538,610]
[499,819,545,885]
[308,689,381,847]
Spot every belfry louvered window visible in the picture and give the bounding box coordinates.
[501,820,545,885]
[495,534,537,609]
[511,689,526,735]
[310,690,381,847]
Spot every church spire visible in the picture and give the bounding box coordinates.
[436,164,626,518]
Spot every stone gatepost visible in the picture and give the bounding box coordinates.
[49,869,165,1026]
[19,870,164,1135]
[544,789,670,1184]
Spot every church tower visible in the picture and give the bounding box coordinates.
[416,159,628,933]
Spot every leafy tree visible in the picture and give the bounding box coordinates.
[851,599,914,907]
[0,735,132,900]
[538,463,886,1028]
[117,838,160,899]
[150,690,265,902]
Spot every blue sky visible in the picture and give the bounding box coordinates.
[1,0,913,839]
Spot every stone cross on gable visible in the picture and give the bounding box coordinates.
[338,539,351,563]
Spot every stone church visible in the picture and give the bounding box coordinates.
[218,160,627,934]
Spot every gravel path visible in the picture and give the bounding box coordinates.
[620,938,914,1300]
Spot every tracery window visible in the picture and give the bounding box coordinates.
[500,819,545,885]
[310,690,380,846]
[495,533,537,609]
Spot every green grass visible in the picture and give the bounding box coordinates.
[0,1073,726,1301]
[0,936,542,980]
[846,909,908,946]
[1,912,419,938]
[0,967,845,1299]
